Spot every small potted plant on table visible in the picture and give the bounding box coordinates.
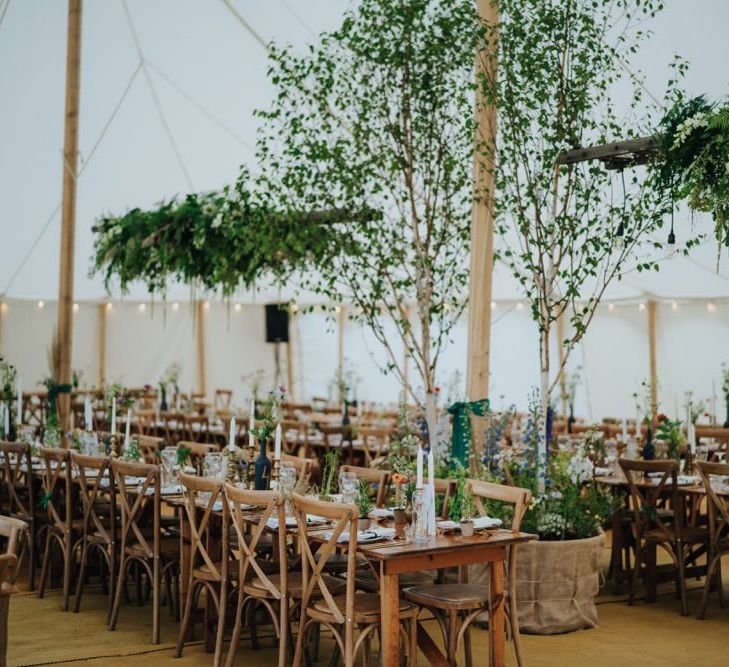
[356,480,374,532]
[449,476,476,536]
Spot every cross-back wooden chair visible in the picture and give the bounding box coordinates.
[71,452,116,619]
[0,552,18,667]
[214,389,233,413]
[37,447,76,610]
[696,460,729,618]
[160,411,182,444]
[225,485,291,667]
[135,435,164,464]
[176,441,217,474]
[338,465,390,508]
[0,516,29,585]
[356,426,391,466]
[319,425,353,461]
[0,442,37,588]
[292,493,418,667]
[108,459,179,644]
[281,420,308,456]
[182,414,209,443]
[619,458,708,616]
[403,479,531,667]
[176,473,229,666]
[134,409,157,436]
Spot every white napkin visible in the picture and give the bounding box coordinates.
[323,526,396,544]
[437,516,503,531]
[369,508,394,518]
[677,475,700,486]
[594,466,611,476]
[265,514,327,530]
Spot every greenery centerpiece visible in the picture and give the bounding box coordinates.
[356,480,375,531]
[0,357,17,441]
[654,413,685,462]
[653,94,729,257]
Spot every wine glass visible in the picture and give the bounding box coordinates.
[339,471,358,504]
[279,461,298,514]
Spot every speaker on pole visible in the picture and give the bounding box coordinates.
[265,303,289,343]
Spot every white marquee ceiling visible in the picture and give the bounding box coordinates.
[1,0,729,303]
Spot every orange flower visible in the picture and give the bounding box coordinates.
[392,473,408,485]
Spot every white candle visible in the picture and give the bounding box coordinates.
[635,408,641,441]
[85,396,92,431]
[274,423,282,459]
[427,448,434,485]
[229,417,236,448]
[689,420,697,454]
[622,418,628,442]
[16,376,22,425]
[416,446,423,489]
[110,396,117,436]
[124,408,131,448]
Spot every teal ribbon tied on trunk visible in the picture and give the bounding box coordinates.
[46,382,72,423]
[447,399,489,466]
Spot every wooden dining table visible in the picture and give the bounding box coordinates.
[358,529,535,667]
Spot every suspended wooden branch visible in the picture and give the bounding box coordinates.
[556,134,661,169]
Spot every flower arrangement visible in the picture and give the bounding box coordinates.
[496,441,614,541]
[449,473,476,524]
[319,450,339,501]
[243,369,266,402]
[122,435,142,463]
[251,387,287,443]
[481,408,514,475]
[104,383,141,411]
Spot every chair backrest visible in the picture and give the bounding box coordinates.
[282,420,308,454]
[0,442,34,519]
[433,478,457,520]
[281,453,313,481]
[38,447,72,532]
[179,472,225,582]
[134,409,157,436]
[224,484,287,595]
[339,465,390,508]
[177,441,217,474]
[111,459,161,559]
[697,460,729,548]
[357,426,390,464]
[320,424,352,451]
[619,458,681,542]
[135,435,164,463]
[292,493,357,628]
[467,479,531,531]
[72,452,115,547]
[214,389,233,412]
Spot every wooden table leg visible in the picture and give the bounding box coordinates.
[489,559,506,667]
[609,508,624,594]
[380,571,400,667]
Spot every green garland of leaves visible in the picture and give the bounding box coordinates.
[91,169,365,297]
[655,95,729,251]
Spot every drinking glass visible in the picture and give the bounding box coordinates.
[18,426,35,445]
[339,471,358,504]
[161,446,178,487]
[279,461,298,514]
[203,452,224,479]
[81,431,99,456]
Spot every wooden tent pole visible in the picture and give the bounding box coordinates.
[98,303,107,387]
[466,0,498,402]
[56,0,83,434]
[196,300,207,397]
[647,300,658,416]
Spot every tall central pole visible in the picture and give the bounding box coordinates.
[56,0,83,434]
[466,0,499,402]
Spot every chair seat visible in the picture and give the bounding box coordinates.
[126,536,179,559]
[353,569,436,593]
[210,557,278,582]
[245,571,346,599]
[312,592,418,623]
[402,584,489,611]
[643,525,709,544]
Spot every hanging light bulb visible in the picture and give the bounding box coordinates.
[612,169,626,251]
[665,188,677,258]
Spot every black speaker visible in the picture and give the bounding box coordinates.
[265,303,289,343]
